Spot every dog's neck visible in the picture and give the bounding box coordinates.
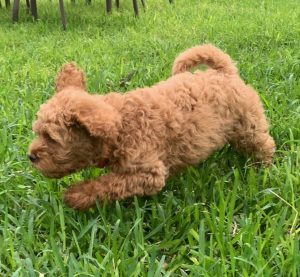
[92,139,114,169]
[96,158,109,168]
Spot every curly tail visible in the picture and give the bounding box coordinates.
[172,44,238,75]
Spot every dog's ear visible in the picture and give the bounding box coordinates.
[71,98,122,141]
[55,63,87,93]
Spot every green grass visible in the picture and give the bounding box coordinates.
[0,0,300,275]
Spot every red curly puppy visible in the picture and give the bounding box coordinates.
[28,45,275,210]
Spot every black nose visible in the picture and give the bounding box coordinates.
[28,153,37,163]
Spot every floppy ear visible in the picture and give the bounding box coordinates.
[71,98,122,141]
[55,62,87,93]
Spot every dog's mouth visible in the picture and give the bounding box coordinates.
[30,162,72,179]
[41,171,67,179]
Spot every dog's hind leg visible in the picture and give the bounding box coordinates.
[231,130,275,165]
[229,90,275,165]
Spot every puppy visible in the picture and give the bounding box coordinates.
[28,44,275,210]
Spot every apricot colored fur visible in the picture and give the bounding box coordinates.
[28,45,275,210]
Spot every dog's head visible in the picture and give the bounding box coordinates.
[28,63,121,178]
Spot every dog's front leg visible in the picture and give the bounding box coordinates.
[64,164,167,210]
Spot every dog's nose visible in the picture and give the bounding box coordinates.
[28,153,37,163]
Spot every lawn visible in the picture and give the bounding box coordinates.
[0,0,299,275]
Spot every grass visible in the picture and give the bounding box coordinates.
[0,0,299,275]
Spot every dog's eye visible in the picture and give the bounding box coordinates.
[43,132,56,143]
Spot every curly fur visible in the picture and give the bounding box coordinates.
[28,44,275,210]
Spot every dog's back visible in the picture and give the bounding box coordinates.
[110,45,274,171]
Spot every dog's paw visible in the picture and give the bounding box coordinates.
[64,182,97,211]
